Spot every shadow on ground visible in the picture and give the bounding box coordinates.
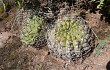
[106,61,110,70]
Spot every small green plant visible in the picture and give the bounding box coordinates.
[97,0,105,9]
[21,15,44,45]
[0,0,6,13]
[96,0,110,15]
[0,0,23,14]
[14,0,22,8]
[93,30,108,55]
[95,40,108,55]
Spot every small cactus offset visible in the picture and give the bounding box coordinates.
[21,16,43,45]
[18,9,47,47]
[47,14,95,60]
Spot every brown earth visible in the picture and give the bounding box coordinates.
[0,7,110,70]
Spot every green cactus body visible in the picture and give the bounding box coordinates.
[56,19,83,48]
[20,14,45,46]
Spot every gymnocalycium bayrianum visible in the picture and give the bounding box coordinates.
[20,14,45,46]
[47,14,95,61]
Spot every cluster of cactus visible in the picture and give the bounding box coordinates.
[18,6,94,61]
[47,15,94,60]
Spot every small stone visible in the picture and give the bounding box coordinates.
[83,47,90,51]
[84,25,89,31]
[82,43,89,47]
[85,34,90,39]
[87,29,91,34]
[83,38,87,43]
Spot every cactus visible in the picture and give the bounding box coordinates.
[47,15,95,60]
[21,16,42,44]
[18,9,47,47]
